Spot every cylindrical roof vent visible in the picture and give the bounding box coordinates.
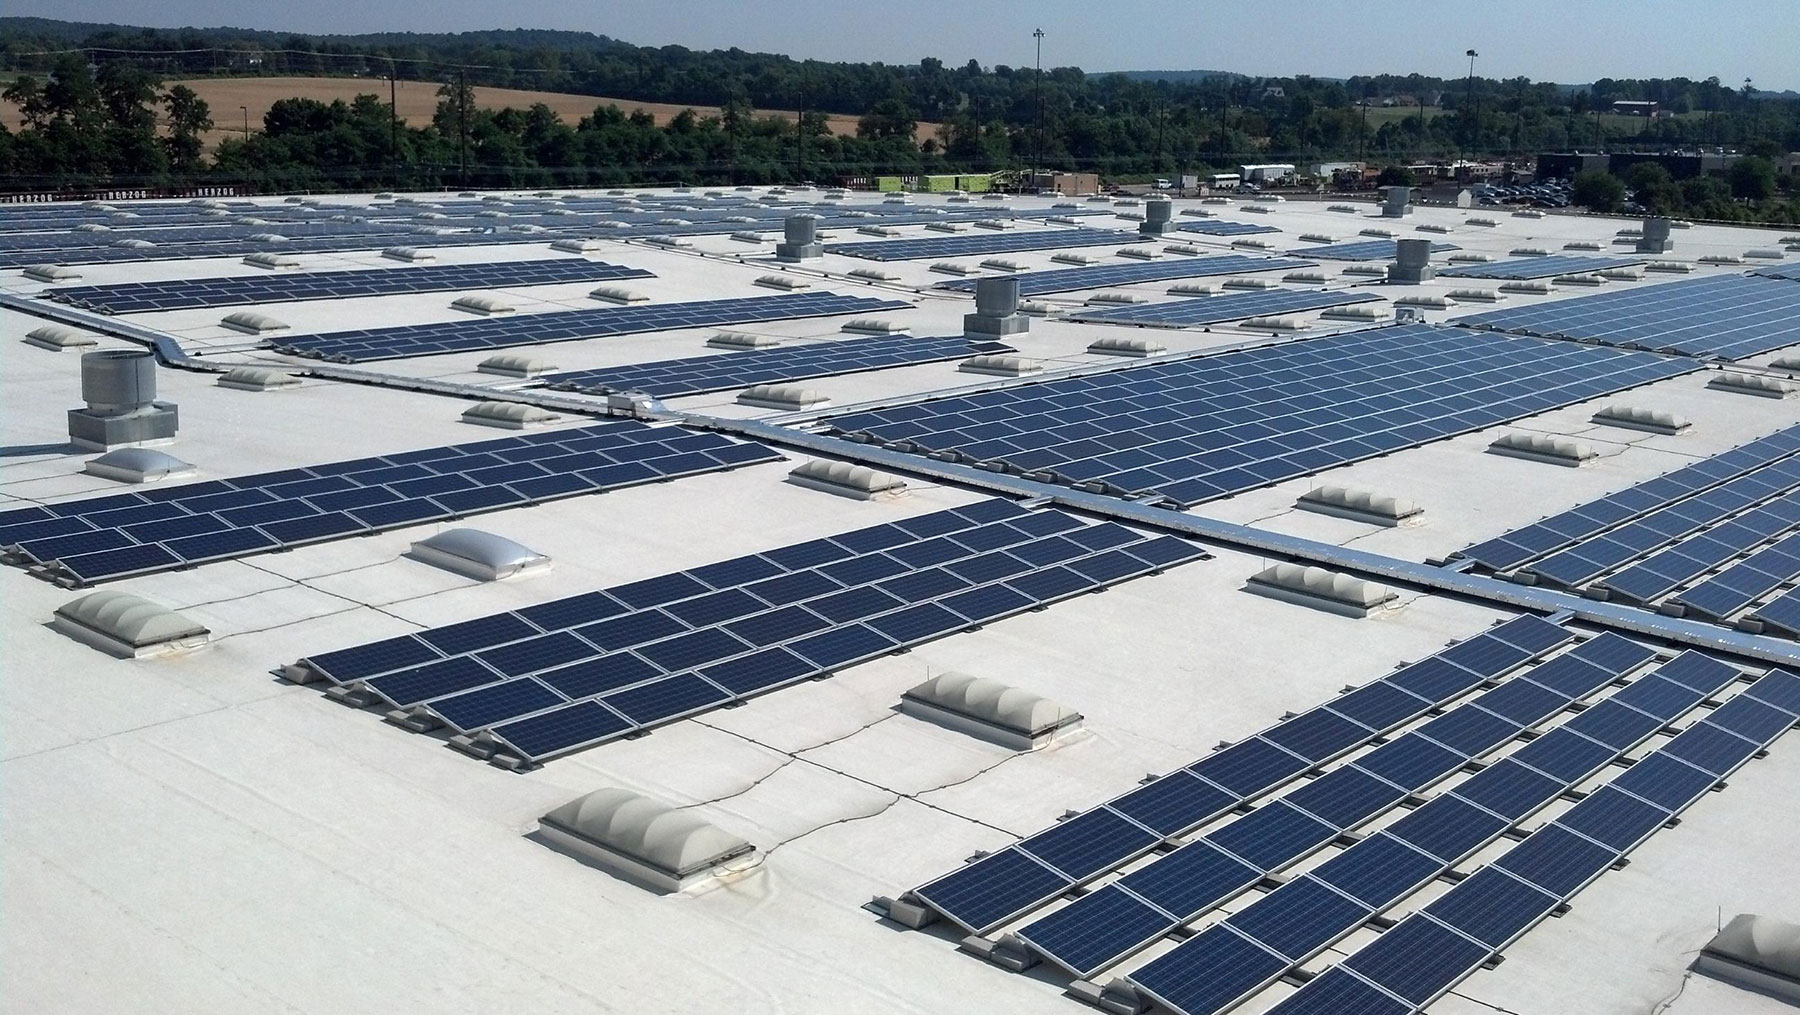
[784,213,819,246]
[80,349,156,415]
[1394,238,1433,269]
[974,275,1021,317]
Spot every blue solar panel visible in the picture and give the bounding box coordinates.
[1065,288,1385,327]
[1019,809,1160,880]
[428,677,566,731]
[543,336,1014,398]
[603,673,732,724]
[269,292,917,362]
[1386,796,1511,863]
[930,255,1315,296]
[1296,239,1459,261]
[1108,771,1236,836]
[1227,874,1372,960]
[1495,823,1618,896]
[1607,752,1721,810]
[1423,866,1559,947]
[1557,786,1670,850]
[1311,833,1443,908]
[489,700,636,759]
[824,227,1138,260]
[1256,967,1409,1015]
[1440,254,1644,279]
[1342,915,1491,1005]
[1453,760,1565,821]
[1455,273,1800,360]
[1017,885,1174,976]
[366,656,502,707]
[1130,923,1290,1015]
[912,848,1071,933]
[1188,737,1312,796]
[1207,801,1336,870]
[1284,767,1409,828]
[1177,219,1282,237]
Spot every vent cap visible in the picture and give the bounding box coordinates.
[53,591,210,657]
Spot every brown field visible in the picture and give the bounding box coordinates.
[0,75,936,148]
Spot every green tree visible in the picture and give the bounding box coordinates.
[857,98,917,142]
[1626,162,1681,214]
[1728,156,1777,201]
[162,84,213,174]
[1571,168,1625,212]
[1375,164,1415,187]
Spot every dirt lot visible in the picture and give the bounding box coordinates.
[0,75,936,148]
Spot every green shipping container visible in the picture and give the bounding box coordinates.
[921,175,958,193]
[876,176,904,192]
[957,174,994,193]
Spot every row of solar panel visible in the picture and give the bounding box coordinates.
[269,292,917,363]
[1456,273,1800,361]
[1126,650,1755,1015]
[822,228,1140,261]
[929,255,1315,297]
[1455,424,1800,574]
[1018,631,1668,980]
[540,336,1012,399]
[907,614,1573,934]
[1291,239,1458,261]
[1440,254,1645,280]
[0,423,781,585]
[1249,667,1800,1015]
[296,499,1207,763]
[1591,487,1800,603]
[1063,288,1384,327]
[1178,220,1283,237]
[826,325,1699,507]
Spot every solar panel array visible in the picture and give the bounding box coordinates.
[39,259,649,314]
[1754,263,1800,281]
[269,292,915,362]
[826,325,1697,507]
[930,256,1315,296]
[0,423,781,585]
[908,615,1573,935]
[1439,255,1645,279]
[1064,288,1384,327]
[1018,627,1660,980]
[1251,666,1800,1015]
[822,228,1140,261]
[1455,273,1800,360]
[540,336,1013,398]
[1177,220,1283,237]
[1290,239,1459,261]
[294,499,1206,764]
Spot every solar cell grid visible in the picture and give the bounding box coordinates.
[823,227,1138,260]
[1064,287,1384,326]
[542,336,1012,398]
[1294,239,1459,261]
[930,255,1315,296]
[1440,254,1644,279]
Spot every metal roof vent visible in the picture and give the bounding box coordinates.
[24,263,82,282]
[1645,260,1693,273]
[221,311,290,334]
[960,354,1042,377]
[1563,240,1603,251]
[1465,217,1500,227]
[477,354,556,378]
[1553,273,1607,286]
[461,401,561,429]
[843,319,908,335]
[1283,270,1329,284]
[1241,316,1308,331]
[1699,254,1744,265]
[53,591,210,658]
[1745,248,1786,260]
[848,267,902,282]
[1342,264,1389,277]
[1446,287,1504,302]
[1499,279,1554,294]
[408,528,551,581]
[1510,246,1551,257]
[1231,238,1275,250]
[1085,292,1150,304]
[25,325,98,351]
[589,286,650,304]
[1163,244,1203,256]
[1117,246,1161,260]
[1297,485,1422,526]
[536,787,756,892]
[1298,233,1338,244]
[83,448,196,484]
[1088,336,1166,357]
[1246,563,1397,617]
[708,332,780,349]
[1222,277,1276,290]
[1320,304,1390,321]
[451,294,515,315]
[242,251,300,270]
[786,459,907,500]
[981,257,1027,271]
[901,672,1082,750]
[217,367,299,392]
[930,262,978,276]
[1360,227,1397,238]
[1592,405,1690,435]
[754,274,810,291]
[1709,372,1794,399]
[550,238,605,253]
[738,384,829,410]
[1052,252,1100,265]
[1488,432,1598,466]
[1695,913,1800,1002]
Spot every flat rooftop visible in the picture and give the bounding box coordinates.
[3,186,1799,1015]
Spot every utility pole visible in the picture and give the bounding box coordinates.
[1156,102,1166,176]
[1032,28,1045,192]
[388,60,399,189]
[240,105,249,138]
[1464,49,1478,158]
[795,68,807,182]
[457,69,469,188]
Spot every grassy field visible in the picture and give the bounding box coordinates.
[0,75,939,148]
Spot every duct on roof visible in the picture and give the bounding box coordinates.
[1488,432,1598,466]
[242,251,300,269]
[1710,372,1794,399]
[83,448,196,484]
[52,591,210,658]
[1297,485,1422,526]
[536,787,757,892]
[461,401,561,429]
[217,367,299,392]
[754,274,810,290]
[25,325,98,352]
[1246,563,1397,617]
[452,294,515,315]
[842,319,907,335]
[1088,336,1165,357]
[786,459,907,500]
[708,332,780,349]
[738,384,829,410]
[901,671,1082,750]
[407,528,551,581]
[590,286,650,304]
[221,311,289,334]
[24,264,82,282]
[1695,913,1800,1002]
[1592,405,1690,435]
[960,354,1041,378]
[478,354,556,378]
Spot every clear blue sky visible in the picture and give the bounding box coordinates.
[14,0,1799,90]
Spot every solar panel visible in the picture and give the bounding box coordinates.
[1754,263,1800,281]
[1455,273,1800,360]
[823,227,1138,260]
[1177,219,1282,236]
[269,292,916,362]
[930,255,1316,296]
[1227,875,1371,960]
[1064,287,1384,326]
[825,325,1696,507]
[42,258,651,313]
[1294,239,1459,261]
[3,421,781,586]
[1440,254,1644,279]
[542,336,1012,398]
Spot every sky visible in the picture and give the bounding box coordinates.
[12,0,1799,90]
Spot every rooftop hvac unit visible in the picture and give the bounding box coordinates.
[1298,233,1338,244]
[1390,238,1436,284]
[67,349,178,451]
[775,214,823,261]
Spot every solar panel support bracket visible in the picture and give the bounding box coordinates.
[1064,977,1150,1015]
[385,707,443,734]
[323,682,377,709]
[871,895,937,929]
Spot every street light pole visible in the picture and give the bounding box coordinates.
[1032,28,1044,192]
[1464,49,1478,158]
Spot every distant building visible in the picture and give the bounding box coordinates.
[1611,100,1659,116]
[1029,171,1100,196]
[1538,151,1743,181]
[1238,163,1296,183]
